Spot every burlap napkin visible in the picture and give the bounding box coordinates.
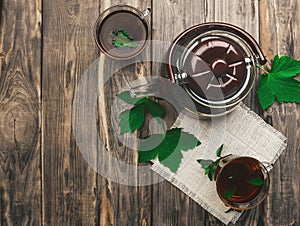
[151,103,287,225]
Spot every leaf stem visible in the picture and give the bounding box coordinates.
[256,64,269,74]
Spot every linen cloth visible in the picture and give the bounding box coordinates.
[151,103,287,225]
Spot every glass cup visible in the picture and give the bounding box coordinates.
[94,5,151,60]
[214,155,272,210]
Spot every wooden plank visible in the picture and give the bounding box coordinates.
[0,0,42,225]
[94,1,153,225]
[42,0,99,225]
[152,0,266,225]
[205,0,261,113]
[205,2,262,225]
[152,0,206,77]
[151,1,211,226]
[259,0,300,225]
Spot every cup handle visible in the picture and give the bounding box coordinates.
[262,162,273,172]
[139,8,151,19]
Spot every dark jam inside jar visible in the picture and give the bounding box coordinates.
[184,38,247,101]
[97,10,148,58]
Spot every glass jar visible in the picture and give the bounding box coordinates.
[167,22,267,118]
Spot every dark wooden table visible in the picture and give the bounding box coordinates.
[0,0,299,225]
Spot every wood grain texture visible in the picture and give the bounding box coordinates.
[0,0,299,225]
[259,1,300,225]
[42,0,99,225]
[205,0,261,114]
[151,0,281,225]
[205,1,267,225]
[95,1,153,225]
[0,0,41,225]
[151,1,212,226]
[152,0,206,77]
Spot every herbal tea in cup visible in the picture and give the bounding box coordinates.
[94,5,150,60]
[215,155,271,210]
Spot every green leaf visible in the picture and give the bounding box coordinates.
[138,134,164,161]
[114,29,134,40]
[197,145,224,181]
[207,162,219,181]
[257,55,300,110]
[204,167,210,175]
[216,144,224,157]
[197,160,219,181]
[138,128,201,173]
[117,92,165,135]
[116,90,200,173]
[111,29,139,48]
[248,176,264,186]
[224,186,236,199]
[197,159,213,169]
[119,105,145,134]
[144,98,164,118]
[270,55,300,77]
[116,91,147,105]
[116,92,164,115]
[160,148,184,173]
[112,39,139,48]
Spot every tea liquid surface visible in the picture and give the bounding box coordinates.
[98,10,147,58]
[217,157,264,203]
